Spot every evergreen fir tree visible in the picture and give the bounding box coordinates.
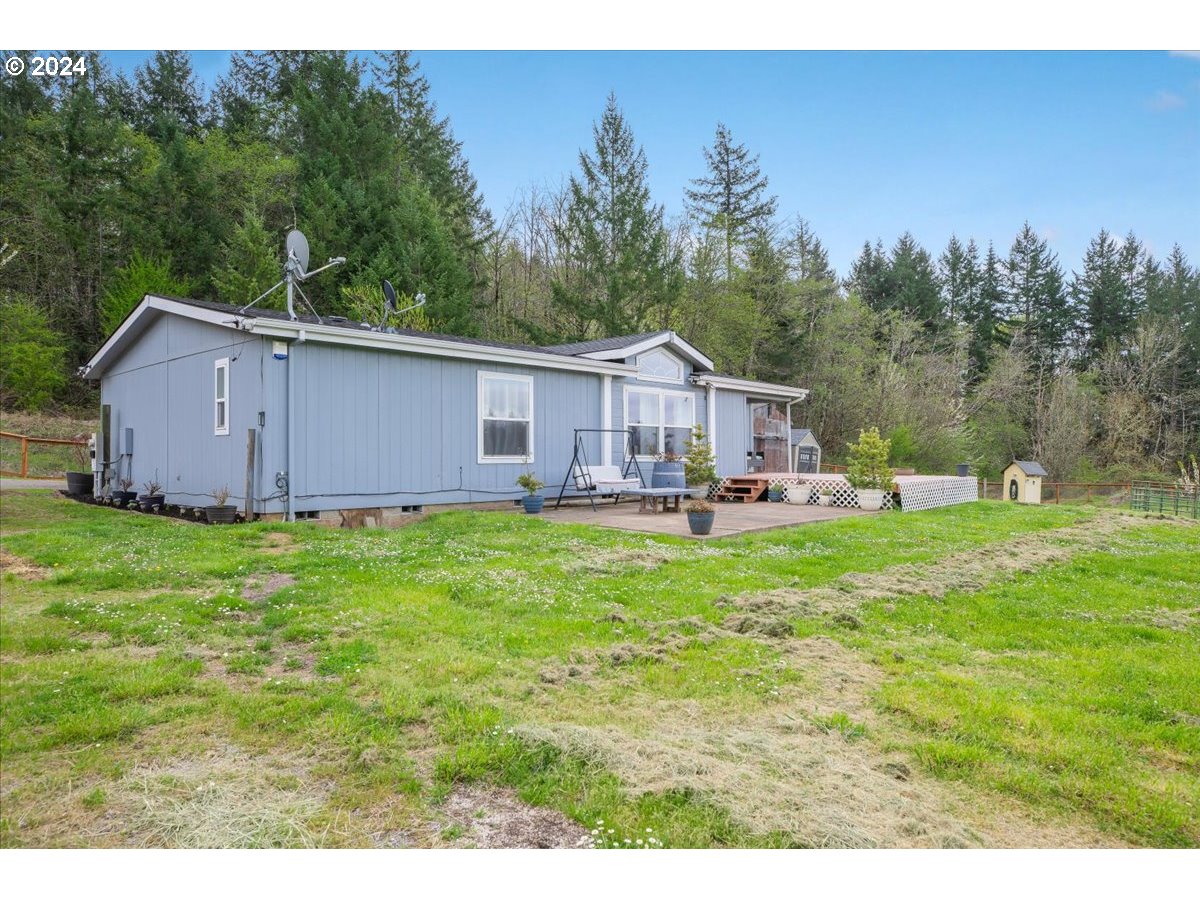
[1004,222,1071,364]
[1072,228,1126,363]
[890,232,942,325]
[133,50,205,141]
[786,218,836,282]
[938,234,979,325]
[685,122,777,279]
[552,93,681,336]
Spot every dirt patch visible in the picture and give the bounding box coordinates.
[435,785,593,848]
[563,547,679,576]
[258,532,298,555]
[732,513,1151,622]
[241,573,296,601]
[0,548,49,580]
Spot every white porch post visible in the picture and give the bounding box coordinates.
[602,374,613,466]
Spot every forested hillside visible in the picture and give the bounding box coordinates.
[2,50,1197,479]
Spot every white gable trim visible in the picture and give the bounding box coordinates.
[578,331,714,371]
[690,373,809,401]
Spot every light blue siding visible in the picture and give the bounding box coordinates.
[272,342,604,512]
[100,315,264,507]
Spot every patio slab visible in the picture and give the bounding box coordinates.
[542,498,868,539]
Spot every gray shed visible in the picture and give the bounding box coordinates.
[790,428,822,473]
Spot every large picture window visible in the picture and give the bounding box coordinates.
[626,387,693,457]
[478,372,533,462]
[214,357,229,436]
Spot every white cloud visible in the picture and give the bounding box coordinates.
[1168,50,1200,60]
[1147,89,1186,111]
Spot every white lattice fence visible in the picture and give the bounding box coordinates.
[895,477,978,512]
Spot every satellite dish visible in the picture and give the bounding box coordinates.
[286,229,310,274]
[381,279,397,311]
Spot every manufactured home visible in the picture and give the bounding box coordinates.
[81,294,809,520]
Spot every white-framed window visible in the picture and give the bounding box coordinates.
[478,371,533,463]
[636,348,684,383]
[214,357,229,436]
[625,386,694,457]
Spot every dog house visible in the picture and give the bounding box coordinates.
[1003,460,1047,504]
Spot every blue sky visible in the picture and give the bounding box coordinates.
[106,50,1199,275]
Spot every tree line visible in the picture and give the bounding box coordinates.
[2,51,1197,480]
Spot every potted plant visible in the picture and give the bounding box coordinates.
[767,479,786,502]
[686,499,716,535]
[846,428,895,511]
[64,436,93,495]
[138,478,165,512]
[651,450,686,489]
[205,485,238,524]
[784,481,809,504]
[814,485,835,507]
[683,425,717,497]
[516,472,545,514]
[113,477,138,508]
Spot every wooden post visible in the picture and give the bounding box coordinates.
[21,437,28,478]
[1055,483,1061,504]
[244,428,256,522]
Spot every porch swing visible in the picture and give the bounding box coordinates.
[554,428,645,511]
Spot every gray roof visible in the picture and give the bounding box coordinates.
[790,428,818,445]
[543,332,664,356]
[1010,460,1048,477]
[154,295,579,356]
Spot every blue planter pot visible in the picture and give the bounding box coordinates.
[651,460,686,489]
[687,510,715,535]
[767,489,783,502]
[522,495,545,514]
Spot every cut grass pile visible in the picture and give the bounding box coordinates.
[0,490,1196,847]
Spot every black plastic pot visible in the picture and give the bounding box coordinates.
[956,463,971,477]
[205,505,238,524]
[112,490,138,507]
[65,471,93,495]
[522,495,545,514]
[687,510,715,535]
[138,494,165,512]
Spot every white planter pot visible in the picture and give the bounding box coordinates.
[857,488,885,511]
[784,487,807,504]
[817,494,832,506]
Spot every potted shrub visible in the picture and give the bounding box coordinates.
[138,478,165,512]
[113,477,138,508]
[683,425,717,497]
[767,479,786,502]
[516,472,545,514]
[651,450,686,489]
[814,485,835,507]
[846,428,895,511]
[205,485,238,524]
[784,482,809,504]
[686,499,716,535]
[64,436,93,495]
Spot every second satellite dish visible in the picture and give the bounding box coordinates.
[381,279,397,311]
[286,229,310,274]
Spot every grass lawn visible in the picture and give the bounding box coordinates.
[1,491,1196,848]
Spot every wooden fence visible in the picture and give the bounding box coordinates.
[0,431,88,479]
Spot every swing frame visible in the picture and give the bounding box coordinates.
[554,428,645,510]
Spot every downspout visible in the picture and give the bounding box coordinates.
[705,383,717,472]
[785,398,797,474]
